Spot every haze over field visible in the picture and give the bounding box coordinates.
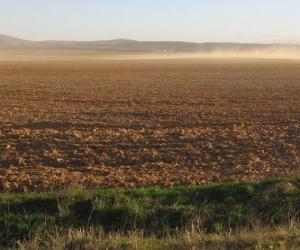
[1,34,300,60]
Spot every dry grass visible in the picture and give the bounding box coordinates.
[16,226,300,250]
[0,58,299,192]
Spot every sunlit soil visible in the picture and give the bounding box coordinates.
[0,58,299,192]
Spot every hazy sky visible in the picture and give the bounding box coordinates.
[1,0,299,43]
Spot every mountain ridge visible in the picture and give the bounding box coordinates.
[1,34,300,53]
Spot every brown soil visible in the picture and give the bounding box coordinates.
[0,58,299,192]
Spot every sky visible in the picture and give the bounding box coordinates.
[1,0,300,43]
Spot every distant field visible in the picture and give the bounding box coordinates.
[0,49,131,61]
[0,55,299,192]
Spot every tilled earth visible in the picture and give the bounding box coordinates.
[0,59,299,192]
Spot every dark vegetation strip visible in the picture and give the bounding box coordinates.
[0,178,300,247]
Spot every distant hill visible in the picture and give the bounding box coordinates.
[0,34,32,47]
[1,34,300,53]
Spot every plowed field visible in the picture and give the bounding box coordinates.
[0,58,299,192]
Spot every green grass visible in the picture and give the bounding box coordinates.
[1,178,300,248]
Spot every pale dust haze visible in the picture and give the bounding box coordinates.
[1,49,300,62]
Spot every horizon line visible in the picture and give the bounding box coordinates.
[1,33,300,46]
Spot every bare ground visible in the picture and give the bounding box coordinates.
[0,58,299,192]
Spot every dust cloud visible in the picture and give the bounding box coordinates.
[108,48,300,61]
[1,47,300,62]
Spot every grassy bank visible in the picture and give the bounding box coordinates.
[1,178,300,249]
